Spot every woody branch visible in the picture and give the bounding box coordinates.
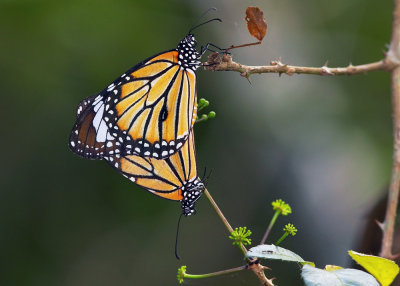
[205,0,400,261]
[205,53,397,77]
[380,0,400,260]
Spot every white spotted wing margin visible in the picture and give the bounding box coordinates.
[69,94,119,160]
[103,131,204,216]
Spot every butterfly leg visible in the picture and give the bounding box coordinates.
[200,43,230,56]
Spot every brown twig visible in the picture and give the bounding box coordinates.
[380,0,400,260]
[225,41,261,52]
[205,53,397,78]
[248,262,275,286]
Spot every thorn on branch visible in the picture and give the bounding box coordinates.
[347,62,357,74]
[240,72,252,83]
[375,219,384,230]
[321,66,333,75]
[323,60,329,67]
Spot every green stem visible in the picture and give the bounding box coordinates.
[195,115,208,124]
[197,104,208,112]
[236,243,247,256]
[260,210,280,244]
[204,188,234,233]
[275,232,288,246]
[204,188,248,254]
[184,265,248,280]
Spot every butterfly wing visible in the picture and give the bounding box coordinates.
[103,50,198,159]
[70,50,198,160]
[75,95,96,117]
[69,95,119,159]
[105,131,200,201]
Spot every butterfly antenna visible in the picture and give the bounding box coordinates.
[204,168,213,186]
[175,213,184,260]
[189,7,217,32]
[189,18,222,34]
[201,166,207,182]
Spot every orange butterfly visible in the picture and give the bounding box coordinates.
[69,34,203,160]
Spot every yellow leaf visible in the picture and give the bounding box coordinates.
[348,250,399,286]
[324,265,344,271]
[300,261,316,267]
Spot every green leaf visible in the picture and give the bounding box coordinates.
[245,244,305,263]
[301,264,379,286]
[348,250,399,286]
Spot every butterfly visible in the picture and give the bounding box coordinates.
[69,32,207,160]
[105,131,204,216]
[69,16,221,214]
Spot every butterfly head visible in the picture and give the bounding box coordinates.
[184,34,197,47]
[177,34,201,71]
[181,179,204,216]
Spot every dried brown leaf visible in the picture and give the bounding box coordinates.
[245,7,267,42]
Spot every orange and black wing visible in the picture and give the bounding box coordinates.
[105,131,203,215]
[70,33,202,160]
[103,50,198,159]
[69,95,118,159]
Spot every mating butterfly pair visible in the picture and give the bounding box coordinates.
[69,33,207,216]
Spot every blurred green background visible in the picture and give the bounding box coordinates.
[0,0,395,285]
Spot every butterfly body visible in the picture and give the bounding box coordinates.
[69,34,201,160]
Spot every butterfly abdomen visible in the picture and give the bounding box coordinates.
[181,179,204,216]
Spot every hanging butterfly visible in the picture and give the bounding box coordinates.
[69,18,221,160]
[105,131,204,216]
